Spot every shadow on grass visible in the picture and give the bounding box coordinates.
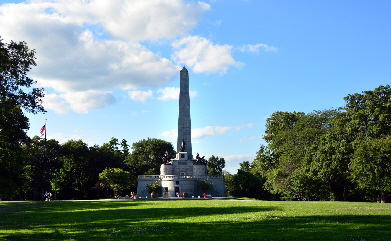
[1,201,390,241]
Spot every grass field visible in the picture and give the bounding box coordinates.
[1,198,391,240]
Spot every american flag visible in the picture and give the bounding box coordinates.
[40,125,46,136]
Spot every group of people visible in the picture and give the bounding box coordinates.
[118,192,138,200]
[43,191,52,201]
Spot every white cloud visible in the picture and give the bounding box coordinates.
[0,1,247,113]
[171,36,244,74]
[128,90,153,102]
[63,90,116,113]
[234,123,254,130]
[224,154,256,163]
[88,0,211,42]
[43,93,71,114]
[6,0,210,42]
[157,87,197,101]
[157,87,180,101]
[192,124,253,139]
[192,126,232,138]
[239,43,278,53]
[160,124,253,141]
[161,124,253,140]
[223,154,256,174]
[43,90,116,114]
[0,2,181,92]
[160,128,178,140]
[36,30,179,92]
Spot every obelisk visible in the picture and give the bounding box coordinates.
[177,67,192,159]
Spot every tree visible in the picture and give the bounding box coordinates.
[304,120,355,201]
[125,138,175,175]
[99,168,132,197]
[251,145,278,179]
[328,85,391,201]
[0,38,45,114]
[22,136,62,200]
[56,140,94,199]
[260,111,334,199]
[146,182,162,194]
[343,85,391,140]
[351,137,391,202]
[197,179,213,193]
[0,38,45,200]
[207,155,225,175]
[224,161,267,199]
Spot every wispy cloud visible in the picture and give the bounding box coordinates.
[43,90,116,114]
[160,128,178,140]
[192,124,253,139]
[239,43,278,53]
[172,36,245,74]
[128,90,153,102]
[223,154,256,173]
[239,136,258,142]
[159,124,253,140]
[157,87,197,101]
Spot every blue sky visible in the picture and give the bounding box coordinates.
[1,0,390,173]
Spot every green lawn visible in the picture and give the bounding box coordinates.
[1,199,390,240]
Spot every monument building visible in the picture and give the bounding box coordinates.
[137,67,226,198]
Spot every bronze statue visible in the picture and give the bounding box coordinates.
[162,151,171,164]
[180,139,186,152]
[195,153,206,164]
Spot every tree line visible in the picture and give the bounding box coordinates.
[225,84,391,202]
[2,134,227,200]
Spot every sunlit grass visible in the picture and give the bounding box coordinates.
[1,199,390,240]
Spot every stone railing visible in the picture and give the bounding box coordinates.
[138,175,223,180]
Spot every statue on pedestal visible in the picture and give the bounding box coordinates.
[195,153,207,165]
[162,151,171,164]
[180,139,186,152]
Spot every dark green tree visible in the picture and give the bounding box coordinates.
[261,111,334,199]
[22,136,62,200]
[251,145,278,180]
[312,85,391,201]
[351,136,391,202]
[225,161,266,199]
[99,168,132,197]
[0,38,44,114]
[197,179,213,193]
[125,138,175,175]
[343,85,391,140]
[56,140,94,199]
[207,155,225,175]
[0,38,45,200]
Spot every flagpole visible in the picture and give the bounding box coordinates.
[42,119,47,201]
[44,119,47,159]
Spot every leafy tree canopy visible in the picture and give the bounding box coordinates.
[125,138,175,175]
[99,168,132,193]
[0,38,44,200]
[207,155,225,175]
[0,38,44,114]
